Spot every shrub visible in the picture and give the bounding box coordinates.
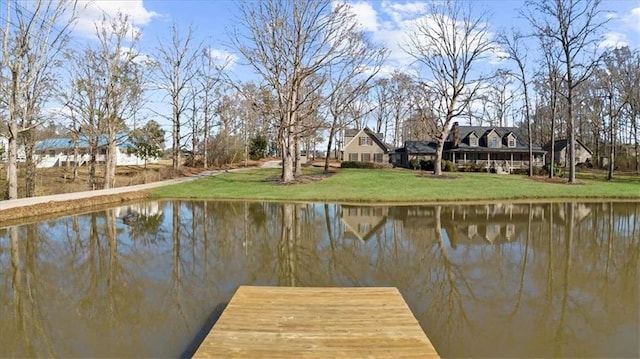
[248,134,268,160]
[420,159,434,171]
[442,160,457,172]
[341,161,375,169]
[459,162,485,172]
[544,163,563,177]
[409,159,421,170]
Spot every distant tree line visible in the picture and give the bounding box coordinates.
[1,0,638,199]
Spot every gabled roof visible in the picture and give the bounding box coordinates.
[343,127,391,152]
[345,128,384,141]
[403,141,438,154]
[543,139,593,154]
[465,131,479,139]
[448,125,545,152]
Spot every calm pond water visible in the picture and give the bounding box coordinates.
[0,200,638,358]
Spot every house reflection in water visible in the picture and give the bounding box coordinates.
[340,206,389,242]
[440,203,592,248]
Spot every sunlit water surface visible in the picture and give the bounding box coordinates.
[1,200,638,358]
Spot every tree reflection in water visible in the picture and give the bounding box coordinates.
[0,200,638,358]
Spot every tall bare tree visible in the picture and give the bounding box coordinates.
[536,34,563,178]
[61,13,146,190]
[233,0,376,183]
[196,47,226,169]
[0,0,76,199]
[525,0,607,183]
[155,24,201,173]
[599,47,634,180]
[500,30,534,176]
[404,0,493,175]
[323,23,387,172]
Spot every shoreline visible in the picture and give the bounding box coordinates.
[2,189,638,228]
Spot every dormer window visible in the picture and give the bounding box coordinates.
[468,133,478,147]
[359,136,372,146]
[508,138,516,147]
[490,137,499,148]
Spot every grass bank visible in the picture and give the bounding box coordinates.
[150,168,640,203]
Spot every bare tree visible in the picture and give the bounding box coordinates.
[404,0,493,175]
[196,47,226,169]
[155,23,201,173]
[323,27,387,172]
[0,0,77,199]
[61,13,146,190]
[479,69,516,127]
[599,47,634,180]
[388,71,414,147]
[233,0,376,183]
[536,34,563,178]
[500,30,534,176]
[525,0,607,183]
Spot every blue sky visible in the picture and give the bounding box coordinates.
[57,0,640,134]
[74,0,640,81]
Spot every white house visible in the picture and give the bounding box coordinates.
[33,134,159,168]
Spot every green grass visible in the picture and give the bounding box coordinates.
[151,168,640,203]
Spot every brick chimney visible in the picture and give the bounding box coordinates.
[452,122,459,148]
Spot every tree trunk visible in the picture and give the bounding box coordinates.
[568,97,576,183]
[324,127,336,173]
[6,69,20,200]
[173,100,181,172]
[294,130,302,177]
[88,139,97,190]
[72,140,79,182]
[105,127,117,189]
[281,128,295,183]
[632,111,638,172]
[434,137,445,176]
[6,120,19,199]
[24,128,36,197]
[607,95,615,180]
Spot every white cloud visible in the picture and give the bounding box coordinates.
[488,46,510,65]
[600,32,629,49]
[381,1,428,23]
[336,1,379,32]
[605,12,618,20]
[207,48,238,69]
[628,6,640,33]
[74,1,159,39]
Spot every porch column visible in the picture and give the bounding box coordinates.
[487,152,491,170]
[452,152,456,163]
[463,153,467,164]
[510,153,513,168]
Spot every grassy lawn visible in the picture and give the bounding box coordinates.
[151,167,640,203]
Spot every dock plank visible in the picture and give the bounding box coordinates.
[193,286,439,358]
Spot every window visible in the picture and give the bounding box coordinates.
[490,137,499,148]
[359,136,372,146]
[508,138,516,148]
[349,153,358,161]
[361,153,371,162]
[374,153,383,163]
[469,137,478,147]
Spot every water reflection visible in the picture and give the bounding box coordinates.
[0,201,638,358]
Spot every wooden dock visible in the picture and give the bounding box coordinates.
[193,286,439,358]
